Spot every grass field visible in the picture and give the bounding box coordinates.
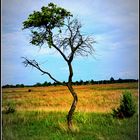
[2,82,139,140]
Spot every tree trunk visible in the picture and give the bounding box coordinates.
[67,82,78,130]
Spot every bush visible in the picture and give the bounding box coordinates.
[28,89,32,92]
[4,101,16,114]
[112,91,136,118]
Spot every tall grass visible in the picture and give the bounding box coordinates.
[2,111,138,140]
[2,83,138,113]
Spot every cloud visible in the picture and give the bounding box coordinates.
[119,70,138,79]
[2,0,138,85]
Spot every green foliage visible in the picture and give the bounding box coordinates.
[3,101,16,114]
[23,3,72,29]
[112,91,136,118]
[23,3,72,47]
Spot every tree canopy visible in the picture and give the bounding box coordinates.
[23,3,94,56]
[23,3,72,29]
[23,3,72,47]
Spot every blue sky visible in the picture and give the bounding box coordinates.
[2,0,139,85]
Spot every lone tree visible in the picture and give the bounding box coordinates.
[22,3,95,130]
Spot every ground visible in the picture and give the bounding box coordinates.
[2,82,138,140]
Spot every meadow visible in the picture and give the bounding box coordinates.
[2,82,139,140]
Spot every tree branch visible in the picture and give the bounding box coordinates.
[47,29,69,62]
[22,57,63,84]
[52,43,69,62]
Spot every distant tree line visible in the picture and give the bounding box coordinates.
[2,77,138,88]
[2,84,25,88]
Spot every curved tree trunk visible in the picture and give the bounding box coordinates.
[67,82,78,130]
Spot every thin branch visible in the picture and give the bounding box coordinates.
[52,43,69,62]
[67,18,74,52]
[22,57,63,84]
[47,29,69,62]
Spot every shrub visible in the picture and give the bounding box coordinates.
[4,101,16,114]
[112,91,136,118]
[28,89,32,92]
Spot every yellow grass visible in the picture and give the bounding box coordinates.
[2,83,138,113]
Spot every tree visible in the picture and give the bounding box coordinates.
[112,91,135,118]
[22,3,95,130]
[79,80,84,85]
[34,82,42,87]
[110,77,115,83]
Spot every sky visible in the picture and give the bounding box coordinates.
[2,0,139,85]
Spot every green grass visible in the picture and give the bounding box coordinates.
[2,111,138,140]
[2,83,138,139]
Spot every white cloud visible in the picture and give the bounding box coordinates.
[2,0,138,85]
[118,70,138,79]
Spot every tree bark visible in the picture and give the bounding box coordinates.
[67,82,78,130]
